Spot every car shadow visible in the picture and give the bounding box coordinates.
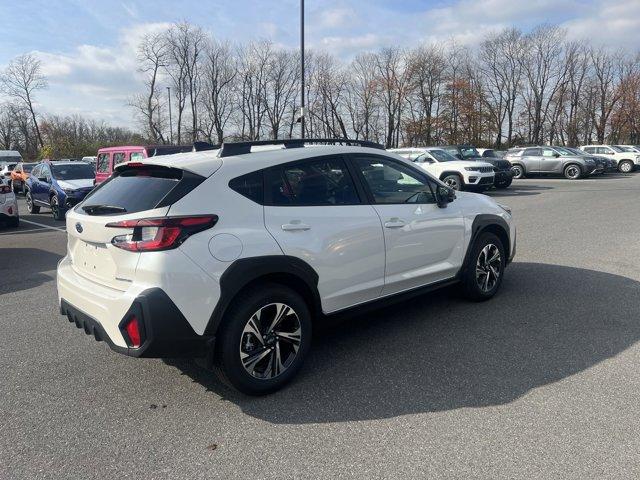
[165,262,640,424]
[0,248,62,294]
[486,184,553,197]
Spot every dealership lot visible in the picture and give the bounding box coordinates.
[2,174,640,479]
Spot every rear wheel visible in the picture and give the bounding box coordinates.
[619,160,633,173]
[25,191,40,214]
[214,284,312,395]
[563,164,582,180]
[462,232,506,301]
[511,164,525,179]
[442,174,463,191]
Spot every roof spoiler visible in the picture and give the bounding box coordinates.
[217,138,384,158]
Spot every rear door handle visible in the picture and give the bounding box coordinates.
[384,218,406,229]
[281,221,311,231]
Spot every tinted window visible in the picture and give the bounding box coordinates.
[229,171,264,204]
[353,155,436,204]
[51,163,95,180]
[113,152,126,166]
[81,167,183,215]
[523,148,541,156]
[23,163,35,173]
[267,157,359,206]
[97,153,110,173]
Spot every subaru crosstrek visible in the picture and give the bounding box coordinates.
[26,161,95,220]
[57,140,516,395]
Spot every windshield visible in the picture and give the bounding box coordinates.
[615,146,634,152]
[22,163,36,173]
[428,149,458,162]
[52,163,95,180]
[554,147,576,156]
[459,146,480,158]
[610,145,624,152]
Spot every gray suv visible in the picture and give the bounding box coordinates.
[506,146,598,180]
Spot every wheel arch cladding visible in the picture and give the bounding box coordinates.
[205,255,321,335]
[465,214,510,268]
[440,171,463,180]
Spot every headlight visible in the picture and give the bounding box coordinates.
[63,188,76,194]
[498,204,512,216]
[464,167,479,172]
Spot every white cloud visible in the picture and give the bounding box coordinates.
[563,0,640,48]
[318,7,357,29]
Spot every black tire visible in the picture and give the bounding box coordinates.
[511,164,525,179]
[11,180,18,194]
[7,216,19,228]
[50,195,66,220]
[494,178,512,189]
[21,182,26,195]
[618,160,633,173]
[25,190,40,214]
[563,163,582,180]
[213,284,312,395]
[461,232,506,301]
[442,174,463,191]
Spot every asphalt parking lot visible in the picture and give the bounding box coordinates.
[2,173,640,479]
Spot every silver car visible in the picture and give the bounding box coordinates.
[506,146,598,180]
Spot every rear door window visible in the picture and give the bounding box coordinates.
[266,156,359,206]
[523,148,541,156]
[113,152,126,166]
[130,152,144,162]
[80,167,192,215]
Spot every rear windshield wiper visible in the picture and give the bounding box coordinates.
[82,204,127,215]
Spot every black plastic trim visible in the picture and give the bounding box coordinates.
[60,288,210,358]
[205,255,320,335]
[218,138,384,158]
[462,214,512,271]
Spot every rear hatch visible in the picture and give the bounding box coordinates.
[66,164,206,291]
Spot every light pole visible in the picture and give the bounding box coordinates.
[300,0,305,139]
[167,86,173,145]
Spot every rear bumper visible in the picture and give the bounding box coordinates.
[57,255,210,357]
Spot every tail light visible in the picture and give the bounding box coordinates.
[106,215,218,252]
[0,185,10,194]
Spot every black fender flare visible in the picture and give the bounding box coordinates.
[439,171,465,184]
[461,214,511,275]
[205,255,320,336]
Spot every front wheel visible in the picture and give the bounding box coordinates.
[50,195,66,220]
[494,178,512,189]
[442,174,463,191]
[619,160,633,173]
[462,232,506,301]
[511,164,525,179]
[214,284,312,395]
[563,164,582,180]
[25,191,40,214]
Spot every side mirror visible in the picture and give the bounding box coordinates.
[436,185,456,208]
[554,152,560,158]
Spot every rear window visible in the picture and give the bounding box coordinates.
[52,163,95,180]
[80,167,190,215]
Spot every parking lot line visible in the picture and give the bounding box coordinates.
[19,218,66,232]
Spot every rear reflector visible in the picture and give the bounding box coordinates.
[106,215,218,252]
[123,315,141,348]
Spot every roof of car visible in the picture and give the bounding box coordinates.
[116,145,394,178]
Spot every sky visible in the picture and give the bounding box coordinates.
[0,0,639,129]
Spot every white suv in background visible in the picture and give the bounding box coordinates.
[389,147,495,191]
[0,177,19,227]
[579,145,639,173]
[57,139,515,395]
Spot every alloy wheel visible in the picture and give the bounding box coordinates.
[51,197,59,219]
[620,161,632,173]
[26,193,33,211]
[239,303,302,380]
[565,165,581,179]
[475,243,501,293]
[444,176,461,190]
[511,165,523,179]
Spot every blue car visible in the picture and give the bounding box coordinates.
[25,161,96,220]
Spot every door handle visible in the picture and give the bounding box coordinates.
[384,218,406,228]
[281,221,311,231]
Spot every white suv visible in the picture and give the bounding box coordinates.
[579,145,639,173]
[389,147,496,191]
[57,139,516,395]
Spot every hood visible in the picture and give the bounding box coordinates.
[57,179,94,190]
[438,160,494,169]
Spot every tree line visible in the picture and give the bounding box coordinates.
[1,22,640,160]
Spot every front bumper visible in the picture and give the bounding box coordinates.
[57,256,210,357]
[494,170,513,183]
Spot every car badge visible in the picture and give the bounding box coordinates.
[75,223,83,233]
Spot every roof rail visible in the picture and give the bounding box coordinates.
[218,138,384,158]
[193,141,221,152]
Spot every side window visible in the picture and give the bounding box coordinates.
[267,157,359,206]
[523,148,540,156]
[352,155,436,204]
[42,165,51,181]
[229,171,264,204]
[599,147,613,155]
[130,152,144,162]
[31,165,41,178]
[97,153,110,173]
[113,152,126,166]
[583,147,594,154]
[542,148,556,157]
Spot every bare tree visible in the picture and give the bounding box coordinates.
[0,53,47,148]
[264,49,299,139]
